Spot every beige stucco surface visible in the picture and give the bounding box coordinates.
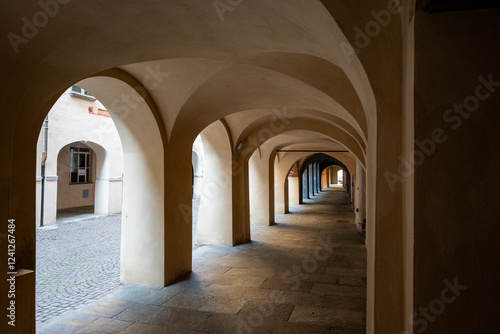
[0,1,429,332]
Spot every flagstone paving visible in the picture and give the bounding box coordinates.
[37,186,366,333]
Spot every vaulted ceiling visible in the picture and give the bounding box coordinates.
[1,0,394,172]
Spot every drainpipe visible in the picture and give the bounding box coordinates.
[40,116,48,227]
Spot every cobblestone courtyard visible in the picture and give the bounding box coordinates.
[36,214,122,323]
[36,199,200,324]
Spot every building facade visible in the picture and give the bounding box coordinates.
[35,87,124,226]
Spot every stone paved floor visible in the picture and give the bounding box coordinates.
[37,186,366,333]
[36,200,201,324]
[36,214,122,323]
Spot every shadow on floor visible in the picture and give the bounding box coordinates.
[56,205,102,224]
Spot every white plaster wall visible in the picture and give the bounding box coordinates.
[107,181,123,214]
[192,136,204,199]
[35,89,124,226]
[274,156,286,214]
[197,121,233,246]
[249,149,271,225]
[288,177,300,205]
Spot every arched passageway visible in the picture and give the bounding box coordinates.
[34,88,126,323]
[54,141,122,218]
[321,165,343,189]
[38,181,367,333]
[0,1,425,333]
[5,0,500,331]
[298,153,352,204]
[33,77,167,327]
[34,77,165,326]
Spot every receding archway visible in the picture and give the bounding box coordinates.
[75,74,166,287]
[298,153,352,204]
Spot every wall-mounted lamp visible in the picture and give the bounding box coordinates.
[237,141,244,151]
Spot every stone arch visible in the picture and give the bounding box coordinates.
[324,165,343,187]
[318,161,342,189]
[54,141,119,218]
[298,153,352,202]
[246,128,358,225]
[236,117,366,167]
[274,153,352,214]
[72,75,166,286]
